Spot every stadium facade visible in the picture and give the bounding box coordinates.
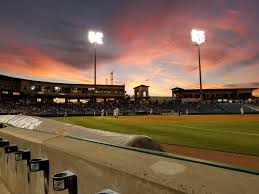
[171,87,257,103]
[0,74,125,103]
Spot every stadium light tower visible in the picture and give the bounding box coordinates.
[88,30,103,85]
[191,29,205,103]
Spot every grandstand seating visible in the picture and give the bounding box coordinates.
[0,100,258,116]
[245,104,259,112]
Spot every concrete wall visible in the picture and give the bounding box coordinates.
[0,179,10,194]
[0,126,259,194]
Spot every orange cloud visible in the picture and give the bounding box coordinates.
[0,0,258,97]
[111,1,257,71]
[0,44,93,84]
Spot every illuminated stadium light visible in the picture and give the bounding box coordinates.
[191,29,206,103]
[88,30,104,85]
[88,31,103,45]
[191,29,205,45]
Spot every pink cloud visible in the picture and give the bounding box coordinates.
[0,46,92,84]
[1,1,258,96]
[111,1,259,74]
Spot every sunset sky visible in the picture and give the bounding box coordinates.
[0,0,258,96]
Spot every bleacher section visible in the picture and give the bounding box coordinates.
[0,99,258,116]
[245,104,259,112]
[179,103,259,114]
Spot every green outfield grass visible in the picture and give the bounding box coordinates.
[52,115,259,156]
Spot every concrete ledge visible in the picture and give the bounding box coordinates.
[0,178,10,194]
[0,126,259,194]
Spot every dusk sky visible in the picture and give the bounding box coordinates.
[0,0,259,96]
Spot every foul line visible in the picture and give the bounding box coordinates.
[168,124,259,137]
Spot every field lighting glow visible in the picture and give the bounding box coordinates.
[88,31,103,44]
[191,29,205,45]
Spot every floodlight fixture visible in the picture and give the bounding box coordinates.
[191,29,205,45]
[191,28,206,103]
[88,31,103,45]
[88,30,104,85]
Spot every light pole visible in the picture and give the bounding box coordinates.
[191,29,205,103]
[88,30,103,85]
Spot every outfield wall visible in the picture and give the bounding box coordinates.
[0,125,259,194]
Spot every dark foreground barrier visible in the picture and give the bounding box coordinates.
[0,126,259,194]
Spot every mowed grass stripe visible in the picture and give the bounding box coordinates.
[52,115,259,156]
[162,123,259,137]
[180,122,259,133]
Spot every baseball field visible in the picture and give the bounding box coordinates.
[52,114,259,157]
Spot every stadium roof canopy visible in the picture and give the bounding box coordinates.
[133,85,150,89]
[171,87,258,92]
[0,74,124,87]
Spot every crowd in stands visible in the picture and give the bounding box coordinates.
[0,100,258,116]
[0,100,178,116]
